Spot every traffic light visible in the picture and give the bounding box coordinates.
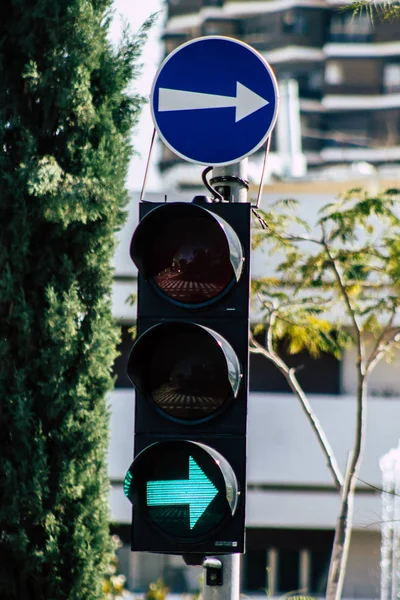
[123,198,250,555]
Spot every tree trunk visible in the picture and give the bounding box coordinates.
[326,376,367,599]
[326,461,356,600]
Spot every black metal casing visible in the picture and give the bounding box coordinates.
[128,200,251,554]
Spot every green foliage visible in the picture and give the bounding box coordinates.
[0,1,149,598]
[102,536,127,599]
[343,0,400,22]
[145,579,170,600]
[253,189,400,362]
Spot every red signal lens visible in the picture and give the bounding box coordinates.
[151,215,233,304]
[130,203,243,307]
[128,323,242,422]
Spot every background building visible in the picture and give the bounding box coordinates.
[160,0,400,183]
[106,2,400,596]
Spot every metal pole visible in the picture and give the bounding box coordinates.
[201,158,248,600]
[211,159,248,203]
[202,554,241,600]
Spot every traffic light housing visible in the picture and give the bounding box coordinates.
[124,198,250,554]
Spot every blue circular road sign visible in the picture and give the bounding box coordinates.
[151,36,279,166]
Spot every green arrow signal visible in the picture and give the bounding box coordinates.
[146,456,218,529]
[124,470,133,500]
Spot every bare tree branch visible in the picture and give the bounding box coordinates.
[249,332,344,491]
[326,375,367,600]
[323,241,367,600]
[323,242,364,372]
[277,233,323,245]
[366,307,396,366]
[365,326,400,375]
[258,188,400,599]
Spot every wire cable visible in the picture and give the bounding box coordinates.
[140,127,157,202]
[201,167,224,202]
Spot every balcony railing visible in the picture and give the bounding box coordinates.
[328,33,373,43]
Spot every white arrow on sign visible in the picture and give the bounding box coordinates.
[158,81,269,123]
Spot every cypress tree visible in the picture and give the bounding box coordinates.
[0,1,148,598]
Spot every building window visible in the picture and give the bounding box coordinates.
[277,549,300,593]
[244,529,333,596]
[282,10,309,35]
[329,13,373,42]
[249,332,341,395]
[325,61,344,85]
[310,549,331,594]
[383,64,400,93]
[201,19,236,36]
[243,547,331,595]
[244,549,268,592]
[308,69,323,92]
[202,22,221,35]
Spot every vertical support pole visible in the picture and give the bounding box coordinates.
[300,549,310,593]
[202,555,241,600]
[268,547,278,595]
[276,79,306,179]
[211,160,248,203]
[202,158,248,600]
